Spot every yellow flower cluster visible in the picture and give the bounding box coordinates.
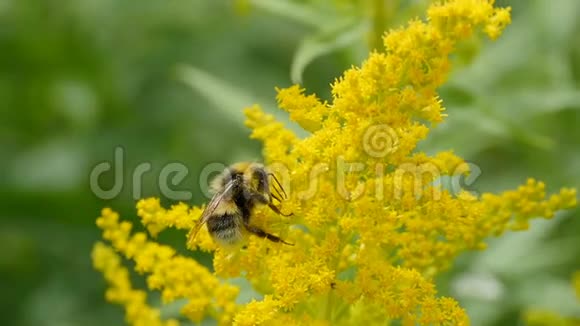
[93,206,239,325]
[92,242,179,326]
[92,0,577,325]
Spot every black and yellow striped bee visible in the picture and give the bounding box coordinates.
[188,162,292,247]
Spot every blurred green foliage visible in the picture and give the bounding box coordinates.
[0,0,578,325]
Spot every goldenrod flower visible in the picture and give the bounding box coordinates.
[93,206,239,325]
[92,242,179,326]
[92,1,577,325]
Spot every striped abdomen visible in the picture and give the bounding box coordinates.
[206,213,243,246]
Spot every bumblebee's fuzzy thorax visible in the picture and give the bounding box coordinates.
[210,162,265,192]
[189,162,292,247]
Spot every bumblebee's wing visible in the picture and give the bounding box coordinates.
[188,181,235,243]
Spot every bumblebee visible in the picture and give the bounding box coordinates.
[188,162,292,246]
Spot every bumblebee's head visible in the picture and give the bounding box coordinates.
[217,161,287,203]
[214,162,267,195]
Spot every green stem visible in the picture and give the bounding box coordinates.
[326,290,334,321]
[370,0,386,51]
[370,0,400,52]
[332,301,350,322]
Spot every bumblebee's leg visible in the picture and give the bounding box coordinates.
[269,191,283,203]
[244,224,293,245]
[268,173,287,199]
[251,192,269,204]
[267,202,293,217]
[251,192,293,217]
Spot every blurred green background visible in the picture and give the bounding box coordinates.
[0,0,578,325]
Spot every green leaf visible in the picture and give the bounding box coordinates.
[471,212,574,277]
[291,20,366,84]
[174,64,255,128]
[516,276,580,317]
[249,0,332,28]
